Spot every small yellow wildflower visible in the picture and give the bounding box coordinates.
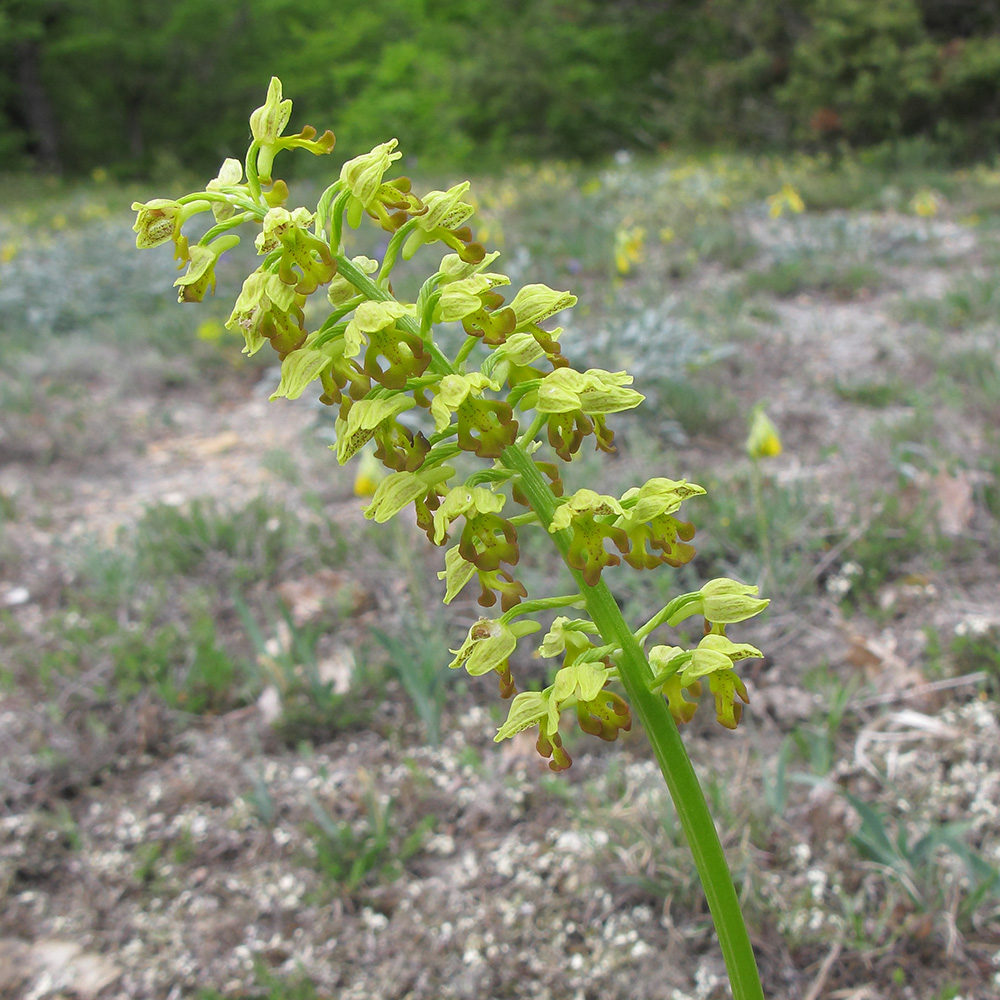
[196,320,224,341]
[613,222,645,275]
[767,184,805,218]
[353,447,384,498]
[910,189,941,217]
[747,407,782,459]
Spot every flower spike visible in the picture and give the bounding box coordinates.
[134,78,772,1000]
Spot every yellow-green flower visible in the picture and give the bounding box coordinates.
[173,235,240,302]
[205,158,246,221]
[249,77,335,186]
[131,197,212,263]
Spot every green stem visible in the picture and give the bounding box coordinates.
[453,335,480,369]
[500,445,765,1000]
[634,591,701,645]
[516,411,547,450]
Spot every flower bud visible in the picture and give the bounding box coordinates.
[328,256,378,307]
[747,406,782,459]
[508,283,577,328]
[700,578,770,624]
[206,159,245,221]
[665,578,769,626]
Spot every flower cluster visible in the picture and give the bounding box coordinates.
[133,78,769,771]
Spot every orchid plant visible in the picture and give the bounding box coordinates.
[133,78,769,1000]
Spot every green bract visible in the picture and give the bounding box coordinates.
[364,466,454,524]
[437,545,478,604]
[335,395,415,464]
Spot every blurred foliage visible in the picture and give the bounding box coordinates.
[668,0,1000,159]
[0,0,678,175]
[5,0,1000,176]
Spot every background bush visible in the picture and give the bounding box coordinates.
[3,0,1000,175]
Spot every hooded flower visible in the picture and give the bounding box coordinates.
[339,140,422,231]
[401,182,484,263]
[449,616,538,697]
[226,267,303,356]
[549,490,630,586]
[495,658,630,770]
[429,373,518,458]
[616,478,705,571]
[665,578,770,627]
[431,485,519,570]
[173,235,240,302]
[255,207,337,294]
[250,77,335,186]
[132,197,211,264]
[648,634,760,730]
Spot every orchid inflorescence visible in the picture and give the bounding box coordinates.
[133,78,769,772]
